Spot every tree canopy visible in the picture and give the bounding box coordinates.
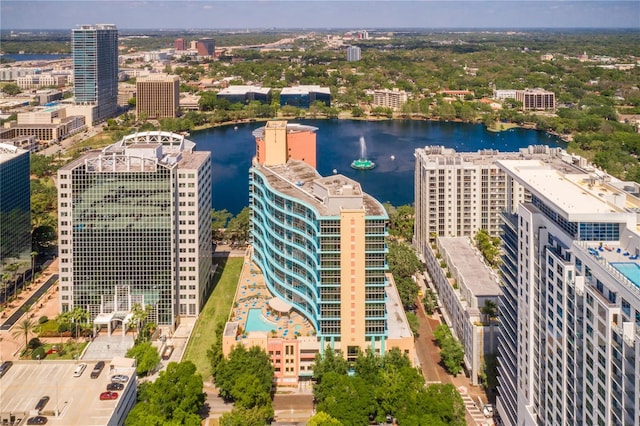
[312,347,465,425]
[125,361,204,426]
[215,345,275,425]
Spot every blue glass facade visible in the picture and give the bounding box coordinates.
[0,148,31,266]
[250,167,389,342]
[73,24,118,122]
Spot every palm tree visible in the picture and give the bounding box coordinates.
[481,300,498,323]
[12,318,36,351]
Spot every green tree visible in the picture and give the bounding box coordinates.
[214,345,274,404]
[127,361,204,425]
[126,341,160,376]
[219,406,274,426]
[12,318,36,351]
[481,300,498,323]
[440,337,465,376]
[226,207,250,245]
[312,347,348,383]
[387,240,421,279]
[212,209,232,242]
[1,83,21,95]
[307,411,342,426]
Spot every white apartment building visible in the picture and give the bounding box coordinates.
[423,236,500,385]
[413,145,580,261]
[346,45,361,62]
[16,73,68,89]
[372,88,408,111]
[493,89,518,100]
[496,159,640,426]
[57,131,212,330]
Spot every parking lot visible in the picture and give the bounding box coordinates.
[0,360,136,425]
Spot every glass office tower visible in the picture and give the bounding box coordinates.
[58,132,212,328]
[0,144,31,276]
[72,24,118,123]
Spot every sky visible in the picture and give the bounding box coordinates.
[2,1,639,30]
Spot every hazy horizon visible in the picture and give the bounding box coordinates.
[2,1,639,31]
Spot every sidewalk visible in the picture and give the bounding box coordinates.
[414,272,492,426]
[0,259,60,361]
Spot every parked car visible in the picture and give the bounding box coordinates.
[162,345,174,360]
[99,391,118,401]
[90,361,105,379]
[110,374,129,383]
[73,363,87,377]
[26,416,48,425]
[35,396,50,411]
[0,361,13,378]
[106,382,124,391]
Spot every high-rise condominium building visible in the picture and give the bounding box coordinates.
[412,145,581,261]
[174,38,186,51]
[0,143,31,279]
[496,159,640,426]
[515,88,556,111]
[136,74,180,119]
[57,132,212,329]
[346,45,361,62]
[248,120,414,361]
[72,24,119,124]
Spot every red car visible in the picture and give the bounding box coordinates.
[99,391,118,400]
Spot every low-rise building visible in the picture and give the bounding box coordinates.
[280,85,331,108]
[423,236,501,385]
[217,85,272,105]
[372,88,408,111]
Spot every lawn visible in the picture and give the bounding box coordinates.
[183,257,243,379]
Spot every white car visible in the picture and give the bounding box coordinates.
[111,374,129,383]
[73,363,87,377]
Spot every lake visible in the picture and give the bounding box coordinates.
[1,53,70,62]
[191,119,564,215]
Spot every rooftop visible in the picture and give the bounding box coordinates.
[255,159,386,217]
[439,237,501,297]
[218,85,271,95]
[280,85,331,95]
[498,159,640,222]
[386,274,413,339]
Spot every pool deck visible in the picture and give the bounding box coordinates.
[230,250,315,339]
[584,243,640,287]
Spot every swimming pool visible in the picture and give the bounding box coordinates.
[245,308,278,333]
[611,262,640,288]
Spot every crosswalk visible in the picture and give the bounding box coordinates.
[461,393,491,425]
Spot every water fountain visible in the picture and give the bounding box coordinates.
[350,136,376,170]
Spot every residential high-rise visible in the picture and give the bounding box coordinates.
[346,45,361,62]
[136,74,180,119]
[196,39,215,57]
[57,131,212,329]
[413,145,578,262]
[236,120,415,377]
[72,24,119,124]
[515,88,556,111]
[496,159,640,426]
[0,143,31,287]
[174,38,186,51]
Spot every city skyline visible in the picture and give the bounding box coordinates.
[2,1,639,30]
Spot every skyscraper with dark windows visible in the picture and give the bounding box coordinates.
[0,143,31,284]
[72,24,118,124]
